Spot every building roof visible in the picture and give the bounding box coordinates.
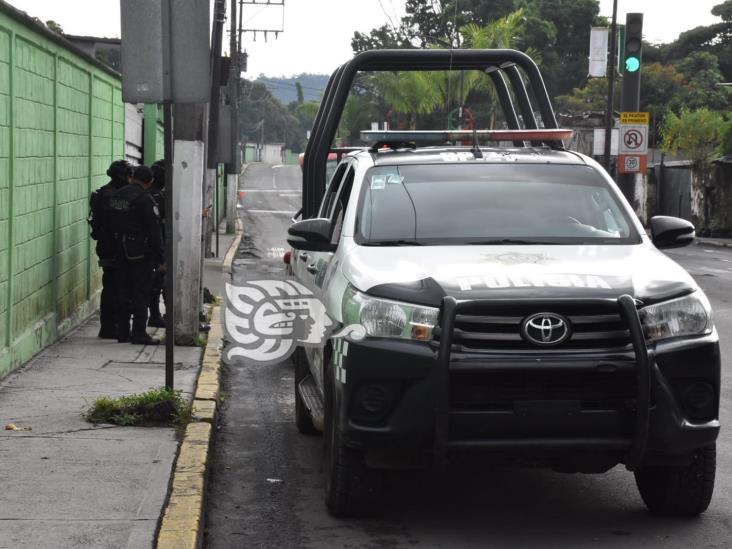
[0,0,120,79]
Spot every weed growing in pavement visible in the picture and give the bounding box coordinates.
[82,387,191,427]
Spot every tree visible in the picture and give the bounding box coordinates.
[675,51,732,110]
[519,0,603,96]
[662,108,724,227]
[295,82,304,104]
[351,0,603,98]
[555,77,617,112]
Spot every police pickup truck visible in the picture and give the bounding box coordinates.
[286,129,720,518]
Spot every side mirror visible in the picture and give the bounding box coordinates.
[649,216,695,249]
[287,218,336,252]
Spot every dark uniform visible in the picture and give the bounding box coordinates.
[89,160,131,338]
[109,166,165,344]
[148,160,166,327]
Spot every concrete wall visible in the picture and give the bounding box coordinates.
[261,143,284,164]
[0,5,124,378]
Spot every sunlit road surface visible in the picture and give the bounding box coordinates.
[205,162,732,549]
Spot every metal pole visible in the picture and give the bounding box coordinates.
[603,0,618,172]
[164,101,174,390]
[215,168,219,256]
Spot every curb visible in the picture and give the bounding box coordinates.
[696,239,730,249]
[223,217,243,275]
[156,306,223,549]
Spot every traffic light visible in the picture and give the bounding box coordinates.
[623,13,643,73]
[620,12,643,111]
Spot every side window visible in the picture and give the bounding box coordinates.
[318,161,349,218]
[329,166,356,244]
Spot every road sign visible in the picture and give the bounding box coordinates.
[620,112,649,125]
[619,154,647,174]
[619,124,648,154]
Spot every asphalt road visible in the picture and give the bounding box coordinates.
[205,162,732,549]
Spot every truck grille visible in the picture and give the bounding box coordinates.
[449,370,637,412]
[435,302,632,352]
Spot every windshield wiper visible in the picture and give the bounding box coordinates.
[364,239,425,246]
[466,239,558,245]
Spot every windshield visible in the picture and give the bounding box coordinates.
[355,163,640,246]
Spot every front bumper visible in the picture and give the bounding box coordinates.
[335,296,720,471]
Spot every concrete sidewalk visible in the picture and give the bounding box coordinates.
[0,215,238,549]
[0,321,201,549]
[697,236,732,249]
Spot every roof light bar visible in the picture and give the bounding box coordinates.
[360,129,574,144]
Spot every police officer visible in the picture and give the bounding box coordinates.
[148,159,166,328]
[109,165,165,345]
[89,160,131,339]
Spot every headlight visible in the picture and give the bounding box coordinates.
[639,292,713,341]
[342,285,438,341]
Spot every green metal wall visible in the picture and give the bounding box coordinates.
[0,8,124,378]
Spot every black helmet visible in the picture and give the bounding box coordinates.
[132,165,155,184]
[107,160,131,180]
[151,160,165,188]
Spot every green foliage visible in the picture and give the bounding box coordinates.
[717,117,732,156]
[662,108,724,169]
[83,387,191,427]
[675,52,732,110]
[555,78,617,112]
[351,0,601,97]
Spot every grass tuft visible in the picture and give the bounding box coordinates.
[83,387,191,427]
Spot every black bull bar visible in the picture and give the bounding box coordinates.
[433,295,652,471]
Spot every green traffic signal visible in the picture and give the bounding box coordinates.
[625,56,640,73]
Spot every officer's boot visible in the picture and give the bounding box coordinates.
[131,316,160,345]
[148,294,165,328]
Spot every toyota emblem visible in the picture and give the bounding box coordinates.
[521,312,571,346]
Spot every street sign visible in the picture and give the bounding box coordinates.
[620,112,649,125]
[619,154,647,174]
[619,125,648,154]
[589,27,609,77]
[618,112,649,174]
[120,0,211,103]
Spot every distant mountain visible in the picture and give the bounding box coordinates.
[255,73,328,104]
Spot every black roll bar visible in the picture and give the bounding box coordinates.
[486,70,523,147]
[302,49,561,218]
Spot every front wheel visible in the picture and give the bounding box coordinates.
[634,444,716,516]
[323,355,383,517]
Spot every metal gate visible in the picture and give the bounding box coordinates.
[657,164,692,220]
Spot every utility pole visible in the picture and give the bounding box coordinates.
[205,0,227,267]
[237,0,285,164]
[226,0,241,238]
[603,0,618,172]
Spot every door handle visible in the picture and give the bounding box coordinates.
[299,252,309,261]
[306,263,318,274]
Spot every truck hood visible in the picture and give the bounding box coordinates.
[341,243,697,307]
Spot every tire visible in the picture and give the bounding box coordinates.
[634,444,716,516]
[323,356,383,517]
[294,349,319,435]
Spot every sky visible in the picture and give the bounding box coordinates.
[6,0,726,77]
